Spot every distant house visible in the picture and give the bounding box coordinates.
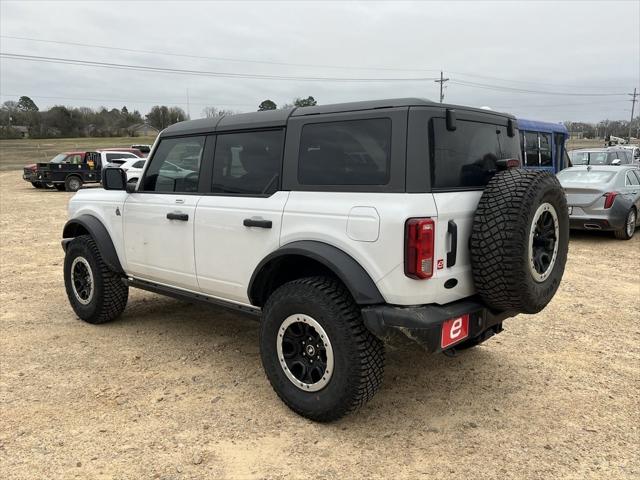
[128,123,159,137]
[13,125,29,138]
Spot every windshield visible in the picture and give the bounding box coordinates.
[557,169,615,184]
[50,154,68,163]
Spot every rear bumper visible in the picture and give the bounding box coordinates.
[361,297,515,353]
[569,213,626,231]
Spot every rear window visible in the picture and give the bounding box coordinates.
[571,151,608,165]
[557,170,615,184]
[431,118,521,189]
[298,118,391,185]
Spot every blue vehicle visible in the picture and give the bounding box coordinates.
[517,118,570,173]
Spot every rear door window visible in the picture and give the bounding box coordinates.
[212,129,284,195]
[430,118,520,189]
[298,118,391,185]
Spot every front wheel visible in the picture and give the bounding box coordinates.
[260,277,384,422]
[30,181,44,189]
[64,235,128,324]
[614,208,637,240]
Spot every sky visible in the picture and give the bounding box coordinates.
[1,0,639,123]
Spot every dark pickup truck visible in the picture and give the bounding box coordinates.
[23,149,143,191]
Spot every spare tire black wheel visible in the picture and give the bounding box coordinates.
[470,169,569,314]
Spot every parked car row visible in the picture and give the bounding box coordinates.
[22,146,147,191]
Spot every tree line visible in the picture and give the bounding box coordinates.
[5,94,633,140]
[0,95,320,139]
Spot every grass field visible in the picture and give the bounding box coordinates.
[0,135,607,172]
[0,136,158,171]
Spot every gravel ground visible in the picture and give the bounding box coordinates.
[1,171,638,480]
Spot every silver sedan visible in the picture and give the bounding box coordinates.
[558,165,640,240]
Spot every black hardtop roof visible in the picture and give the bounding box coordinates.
[161,97,515,136]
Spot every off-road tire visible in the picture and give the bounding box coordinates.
[260,276,385,422]
[54,184,66,191]
[614,208,636,240]
[64,235,128,324]
[65,175,82,192]
[470,169,569,314]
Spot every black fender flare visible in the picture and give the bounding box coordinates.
[62,214,124,274]
[248,240,385,306]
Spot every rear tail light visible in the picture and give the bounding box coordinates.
[405,218,435,279]
[603,192,618,209]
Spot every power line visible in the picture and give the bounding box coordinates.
[0,52,439,82]
[449,79,628,96]
[0,93,255,107]
[0,34,442,74]
[1,34,632,91]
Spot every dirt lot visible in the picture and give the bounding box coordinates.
[0,170,638,480]
[0,136,157,171]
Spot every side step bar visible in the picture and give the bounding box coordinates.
[125,277,261,318]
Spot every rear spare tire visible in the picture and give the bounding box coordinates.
[470,169,569,314]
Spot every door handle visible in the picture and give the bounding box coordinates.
[243,218,272,229]
[166,212,189,221]
[447,220,457,267]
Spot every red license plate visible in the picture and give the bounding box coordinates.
[441,314,470,348]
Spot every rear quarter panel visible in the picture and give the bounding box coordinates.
[281,191,478,306]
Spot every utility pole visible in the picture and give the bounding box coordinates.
[629,87,637,143]
[434,71,449,103]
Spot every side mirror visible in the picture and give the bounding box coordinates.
[611,159,621,166]
[102,168,127,190]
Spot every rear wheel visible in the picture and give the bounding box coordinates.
[260,276,384,422]
[65,175,82,192]
[614,208,636,240]
[64,235,128,324]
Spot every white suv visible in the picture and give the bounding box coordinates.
[61,98,569,421]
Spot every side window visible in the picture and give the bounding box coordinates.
[212,130,284,195]
[132,160,146,169]
[298,118,391,185]
[626,171,640,186]
[524,131,540,166]
[539,133,552,166]
[430,119,519,189]
[607,152,618,163]
[140,136,204,193]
